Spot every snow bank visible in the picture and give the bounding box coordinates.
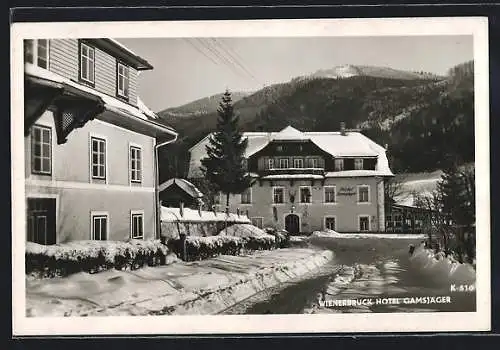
[409,243,476,285]
[26,248,334,317]
[310,230,427,239]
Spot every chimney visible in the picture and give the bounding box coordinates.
[340,122,346,136]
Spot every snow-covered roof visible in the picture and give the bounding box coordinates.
[137,97,158,120]
[188,125,393,177]
[272,125,310,141]
[25,64,176,136]
[159,178,204,198]
[161,207,250,223]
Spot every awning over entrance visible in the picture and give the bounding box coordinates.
[24,64,177,145]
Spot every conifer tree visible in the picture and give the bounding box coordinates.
[201,90,251,209]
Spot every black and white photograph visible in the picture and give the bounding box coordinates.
[11,18,490,334]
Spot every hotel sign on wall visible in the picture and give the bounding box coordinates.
[337,186,356,196]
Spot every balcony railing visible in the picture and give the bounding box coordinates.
[258,167,326,177]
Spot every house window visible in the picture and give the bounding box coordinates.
[130,146,142,183]
[300,187,312,203]
[268,158,274,169]
[80,42,95,84]
[357,185,370,203]
[273,187,284,204]
[251,217,264,229]
[359,216,370,232]
[242,158,248,170]
[117,62,130,99]
[334,159,344,171]
[31,125,52,175]
[355,158,364,170]
[293,158,304,168]
[279,158,289,169]
[325,217,336,231]
[309,158,319,168]
[324,186,336,203]
[241,187,252,204]
[131,211,144,239]
[91,137,106,180]
[92,213,108,240]
[276,145,283,152]
[24,39,49,69]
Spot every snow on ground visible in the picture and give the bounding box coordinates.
[26,248,333,317]
[310,230,427,240]
[409,243,476,285]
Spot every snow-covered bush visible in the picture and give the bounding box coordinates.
[26,239,172,278]
[168,225,278,261]
[183,235,245,261]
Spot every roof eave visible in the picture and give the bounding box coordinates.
[90,38,154,71]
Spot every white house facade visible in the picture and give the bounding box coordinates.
[24,38,177,244]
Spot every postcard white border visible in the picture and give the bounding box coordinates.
[11,17,490,335]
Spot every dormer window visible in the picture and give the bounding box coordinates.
[117,62,130,99]
[24,39,49,69]
[79,42,95,85]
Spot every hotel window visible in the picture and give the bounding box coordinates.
[273,187,284,204]
[334,158,344,171]
[91,213,108,240]
[357,185,370,203]
[325,217,336,231]
[268,158,274,169]
[251,217,264,229]
[241,187,252,204]
[130,146,142,183]
[79,42,95,85]
[359,216,370,232]
[354,158,364,170]
[31,125,52,175]
[117,62,130,99]
[309,158,319,168]
[279,158,289,169]
[300,187,312,203]
[324,186,336,203]
[293,158,304,168]
[91,137,106,180]
[131,211,144,239]
[24,39,49,69]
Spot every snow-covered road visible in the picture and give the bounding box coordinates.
[222,235,476,314]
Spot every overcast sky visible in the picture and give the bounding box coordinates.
[118,36,473,112]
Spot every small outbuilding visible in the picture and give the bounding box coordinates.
[159,178,204,209]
